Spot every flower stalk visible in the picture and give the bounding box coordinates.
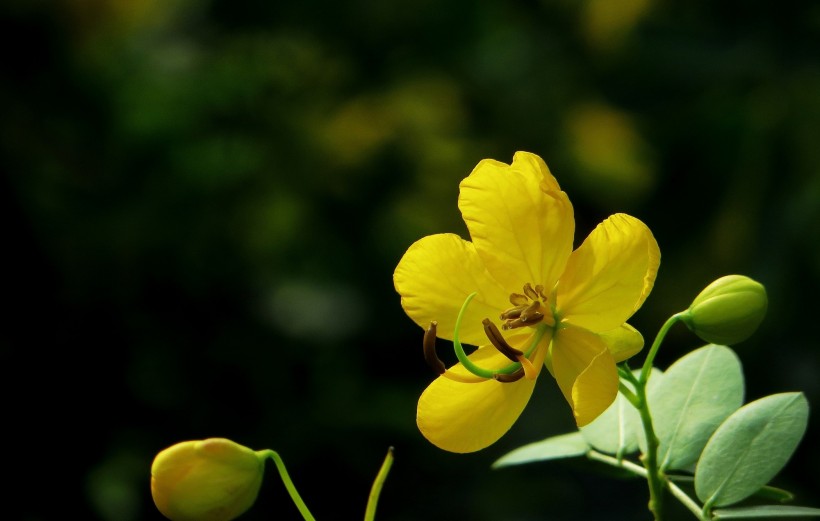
[628,313,684,520]
[259,450,316,521]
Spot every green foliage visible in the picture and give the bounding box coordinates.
[711,506,820,519]
[650,345,744,471]
[582,368,662,457]
[581,384,642,457]
[492,432,589,469]
[494,344,813,519]
[695,392,809,509]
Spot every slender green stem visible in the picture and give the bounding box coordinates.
[587,451,707,521]
[260,450,316,521]
[631,312,685,520]
[667,481,709,521]
[618,382,641,408]
[364,447,395,521]
[639,313,684,385]
[587,449,647,476]
[618,364,641,387]
[635,370,664,520]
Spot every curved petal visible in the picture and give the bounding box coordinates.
[556,213,660,332]
[458,152,574,294]
[417,340,536,453]
[394,233,509,345]
[599,323,644,363]
[552,326,619,427]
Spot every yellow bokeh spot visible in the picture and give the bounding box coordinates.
[582,0,653,50]
[565,102,656,206]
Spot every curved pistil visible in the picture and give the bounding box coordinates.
[421,292,552,384]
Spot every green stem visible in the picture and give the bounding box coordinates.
[639,313,684,385]
[587,449,647,476]
[260,450,316,521]
[667,481,709,521]
[364,447,395,521]
[635,369,664,520]
[618,364,641,387]
[618,382,640,409]
[632,312,685,520]
[587,451,707,521]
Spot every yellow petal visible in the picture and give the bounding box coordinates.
[417,337,537,453]
[458,152,574,293]
[552,326,619,427]
[394,233,509,345]
[598,323,644,363]
[556,213,660,332]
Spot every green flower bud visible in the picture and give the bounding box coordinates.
[681,275,768,345]
[151,438,265,521]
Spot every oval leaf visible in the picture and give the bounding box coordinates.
[650,344,744,471]
[581,383,641,456]
[712,505,820,519]
[583,368,663,456]
[695,392,809,508]
[492,432,589,469]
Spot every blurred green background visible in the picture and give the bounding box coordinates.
[3,0,819,520]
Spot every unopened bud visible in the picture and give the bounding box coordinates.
[681,275,767,345]
[151,438,265,521]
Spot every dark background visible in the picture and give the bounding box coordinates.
[2,0,818,520]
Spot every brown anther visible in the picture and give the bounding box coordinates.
[534,284,547,300]
[509,293,528,306]
[482,318,523,362]
[494,368,526,383]
[500,305,525,320]
[523,283,539,301]
[518,300,543,323]
[501,318,526,330]
[423,321,445,375]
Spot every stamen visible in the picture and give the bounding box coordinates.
[422,320,497,382]
[452,292,529,380]
[482,318,523,362]
[494,368,525,383]
[509,293,528,306]
[500,305,525,320]
[523,283,539,301]
[423,321,446,375]
[535,284,546,299]
[501,318,526,330]
[518,301,543,323]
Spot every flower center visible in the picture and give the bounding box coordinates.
[500,283,557,330]
[422,292,552,384]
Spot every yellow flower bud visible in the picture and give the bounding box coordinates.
[151,438,265,521]
[681,275,768,345]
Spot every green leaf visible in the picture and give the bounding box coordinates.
[492,432,589,469]
[580,380,641,456]
[695,392,809,508]
[712,505,820,519]
[583,367,664,455]
[649,344,744,471]
[751,485,795,504]
[668,476,795,504]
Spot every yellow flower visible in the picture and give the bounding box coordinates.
[394,151,660,453]
[151,438,265,521]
